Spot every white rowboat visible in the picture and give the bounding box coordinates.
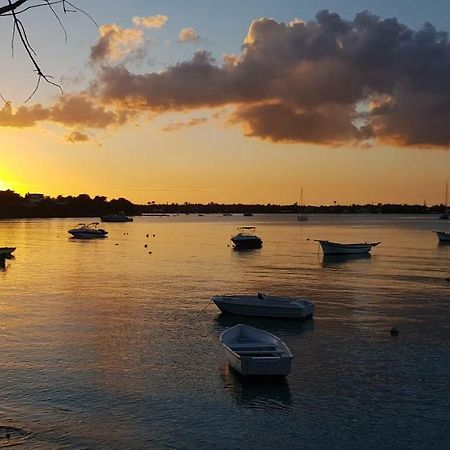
[315,240,380,255]
[220,324,293,376]
[212,294,314,319]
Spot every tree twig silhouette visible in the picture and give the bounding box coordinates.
[1,0,95,102]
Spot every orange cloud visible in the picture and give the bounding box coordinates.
[65,131,90,143]
[177,27,199,43]
[0,95,132,130]
[132,15,168,28]
[162,117,208,132]
[90,23,143,63]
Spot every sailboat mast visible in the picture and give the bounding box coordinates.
[446,182,448,207]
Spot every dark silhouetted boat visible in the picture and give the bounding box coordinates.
[212,293,314,319]
[68,223,108,239]
[0,247,15,258]
[435,231,450,242]
[100,213,133,222]
[231,227,262,248]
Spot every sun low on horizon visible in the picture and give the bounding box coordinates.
[1,0,450,206]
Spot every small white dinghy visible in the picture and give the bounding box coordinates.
[315,240,380,255]
[212,294,314,319]
[220,324,293,376]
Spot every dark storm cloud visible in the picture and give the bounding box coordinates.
[88,10,450,147]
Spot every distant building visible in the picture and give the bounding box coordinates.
[25,193,44,204]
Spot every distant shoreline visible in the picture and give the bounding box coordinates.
[0,189,447,219]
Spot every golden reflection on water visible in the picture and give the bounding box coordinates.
[0,215,449,448]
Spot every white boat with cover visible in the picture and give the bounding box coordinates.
[315,240,380,255]
[212,293,314,319]
[231,227,263,248]
[435,231,450,242]
[0,247,15,258]
[68,222,108,239]
[220,324,293,376]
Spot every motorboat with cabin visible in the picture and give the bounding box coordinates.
[315,240,380,255]
[220,324,293,376]
[212,293,314,319]
[231,227,263,249]
[68,222,108,239]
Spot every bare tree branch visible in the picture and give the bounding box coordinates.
[1,0,94,101]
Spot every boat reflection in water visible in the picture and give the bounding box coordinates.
[321,253,372,268]
[215,313,315,337]
[219,363,292,412]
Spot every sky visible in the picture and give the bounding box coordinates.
[0,0,449,205]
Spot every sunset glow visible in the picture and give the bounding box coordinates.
[0,1,449,204]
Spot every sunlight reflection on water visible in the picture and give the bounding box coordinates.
[0,215,449,449]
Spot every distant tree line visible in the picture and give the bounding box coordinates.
[0,190,446,218]
[0,190,140,219]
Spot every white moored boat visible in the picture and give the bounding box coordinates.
[231,227,263,249]
[220,324,293,376]
[212,294,314,319]
[315,240,380,255]
[435,231,450,242]
[68,222,108,239]
[0,247,16,258]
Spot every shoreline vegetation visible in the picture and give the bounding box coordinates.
[0,189,447,219]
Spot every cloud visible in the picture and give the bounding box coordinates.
[0,102,48,127]
[132,15,168,29]
[0,95,131,130]
[87,11,450,148]
[177,27,200,43]
[5,11,450,149]
[90,23,143,63]
[65,131,90,143]
[162,117,208,132]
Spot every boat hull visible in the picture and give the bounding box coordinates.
[212,295,314,319]
[317,240,379,255]
[0,247,16,257]
[231,237,262,248]
[436,231,450,242]
[100,215,133,222]
[68,231,108,239]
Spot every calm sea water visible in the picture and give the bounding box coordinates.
[1,214,449,449]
